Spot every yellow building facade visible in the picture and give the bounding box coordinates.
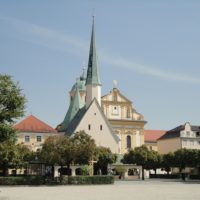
[15,115,60,152]
[102,87,146,154]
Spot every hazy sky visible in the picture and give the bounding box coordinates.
[1,0,200,130]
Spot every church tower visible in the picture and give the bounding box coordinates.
[85,17,102,108]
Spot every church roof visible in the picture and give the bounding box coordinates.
[59,86,85,132]
[144,130,166,142]
[71,70,86,92]
[14,115,57,133]
[86,17,101,86]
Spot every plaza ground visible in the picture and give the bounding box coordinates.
[0,179,200,200]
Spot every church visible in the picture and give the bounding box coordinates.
[56,17,146,154]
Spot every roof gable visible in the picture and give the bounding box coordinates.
[102,88,132,103]
[14,115,57,133]
[65,98,119,143]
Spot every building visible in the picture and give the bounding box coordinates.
[158,122,200,154]
[15,115,59,151]
[57,18,147,154]
[57,17,119,153]
[144,130,166,151]
[102,87,146,154]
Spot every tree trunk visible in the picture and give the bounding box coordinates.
[52,165,55,178]
[154,169,157,175]
[142,166,145,180]
[3,165,8,176]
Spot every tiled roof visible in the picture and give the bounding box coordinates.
[14,115,57,133]
[158,124,200,140]
[144,130,166,142]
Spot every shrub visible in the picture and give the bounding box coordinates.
[0,176,45,185]
[60,175,114,185]
[149,174,180,179]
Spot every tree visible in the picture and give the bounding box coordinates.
[0,142,32,176]
[147,150,162,174]
[94,146,117,175]
[72,131,96,165]
[0,74,26,142]
[40,135,75,176]
[162,152,175,174]
[122,145,149,180]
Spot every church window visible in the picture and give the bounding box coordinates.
[127,108,131,118]
[100,125,103,131]
[112,106,119,115]
[88,124,91,130]
[114,94,117,102]
[25,135,30,143]
[126,135,131,149]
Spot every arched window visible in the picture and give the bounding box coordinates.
[126,135,131,149]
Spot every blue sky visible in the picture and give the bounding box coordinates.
[0,0,200,130]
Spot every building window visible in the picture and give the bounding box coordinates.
[186,131,190,137]
[196,132,200,137]
[100,125,103,131]
[126,135,131,149]
[127,108,131,118]
[37,136,42,142]
[88,124,91,130]
[113,94,117,102]
[25,136,30,143]
[112,106,119,115]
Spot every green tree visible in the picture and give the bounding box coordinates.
[40,135,75,176]
[72,131,96,165]
[0,74,26,142]
[94,146,117,175]
[162,152,175,174]
[147,150,162,174]
[122,145,149,180]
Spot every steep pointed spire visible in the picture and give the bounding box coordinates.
[86,16,101,86]
[59,84,84,132]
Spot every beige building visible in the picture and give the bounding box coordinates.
[102,88,146,154]
[15,115,59,152]
[144,130,166,151]
[158,122,200,154]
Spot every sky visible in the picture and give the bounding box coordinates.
[0,0,200,130]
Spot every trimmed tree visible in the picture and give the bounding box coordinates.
[122,145,149,180]
[94,146,117,175]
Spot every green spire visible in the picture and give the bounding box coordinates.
[59,84,84,131]
[86,16,101,85]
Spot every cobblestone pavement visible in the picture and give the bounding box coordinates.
[0,179,200,200]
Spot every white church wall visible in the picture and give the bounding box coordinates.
[75,101,119,153]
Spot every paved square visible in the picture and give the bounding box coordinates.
[0,179,200,200]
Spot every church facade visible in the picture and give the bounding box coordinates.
[57,18,146,154]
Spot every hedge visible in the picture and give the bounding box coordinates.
[0,175,114,185]
[0,176,45,185]
[149,174,180,179]
[189,175,200,180]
